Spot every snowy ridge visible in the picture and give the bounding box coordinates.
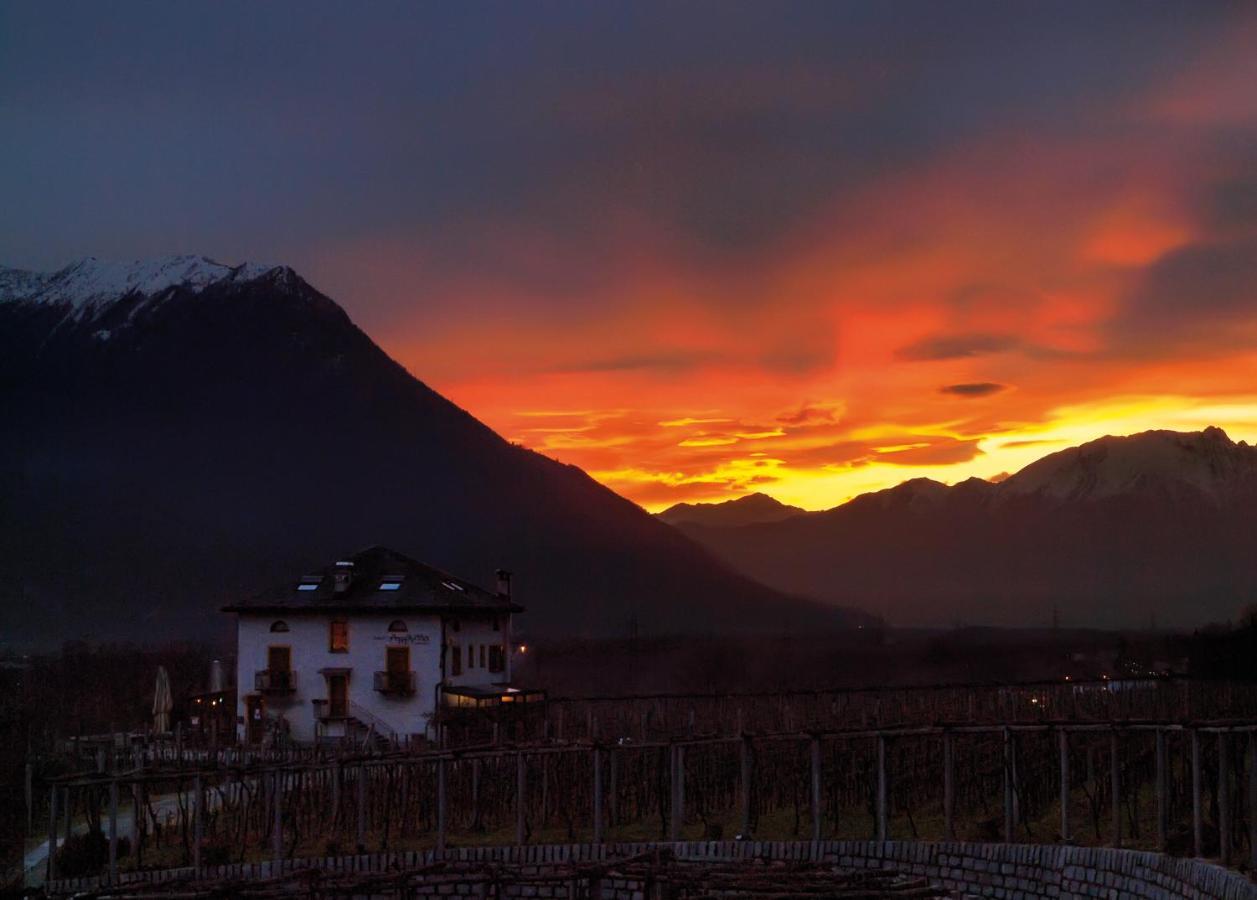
[0,255,282,322]
[999,426,1254,502]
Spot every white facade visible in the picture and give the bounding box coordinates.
[235,609,512,744]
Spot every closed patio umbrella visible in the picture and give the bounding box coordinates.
[209,659,225,693]
[153,665,173,734]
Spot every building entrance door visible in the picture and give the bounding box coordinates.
[245,694,266,743]
[327,673,348,718]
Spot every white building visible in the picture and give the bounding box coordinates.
[225,546,524,745]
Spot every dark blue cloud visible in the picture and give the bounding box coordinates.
[1114,236,1257,352]
[0,1,1249,328]
[940,382,1007,397]
[898,333,1019,361]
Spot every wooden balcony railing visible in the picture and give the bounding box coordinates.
[254,669,296,694]
[373,670,416,696]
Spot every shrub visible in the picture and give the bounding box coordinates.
[56,829,132,878]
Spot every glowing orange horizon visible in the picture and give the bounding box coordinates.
[348,29,1257,513]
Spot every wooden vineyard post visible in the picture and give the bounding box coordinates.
[437,757,447,856]
[46,782,58,883]
[272,770,283,862]
[356,765,366,850]
[62,787,71,854]
[1058,727,1070,843]
[108,778,118,882]
[1155,728,1167,852]
[1219,732,1230,865]
[1110,729,1121,849]
[331,762,341,825]
[193,773,203,870]
[1010,729,1020,829]
[515,752,527,845]
[1248,734,1257,872]
[609,747,618,827]
[740,735,752,838]
[809,736,822,842]
[876,733,888,842]
[943,731,955,840]
[1192,729,1202,857]
[669,744,684,842]
[593,746,604,843]
[131,774,141,859]
[1003,728,1014,843]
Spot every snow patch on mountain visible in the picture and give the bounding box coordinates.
[999,427,1254,502]
[0,255,282,323]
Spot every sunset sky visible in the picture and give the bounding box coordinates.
[4,3,1257,509]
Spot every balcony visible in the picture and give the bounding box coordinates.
[254,668,297,694]
[374,670,416,696]
[312,698,345,721]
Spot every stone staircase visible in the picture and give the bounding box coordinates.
[345,703,401,751]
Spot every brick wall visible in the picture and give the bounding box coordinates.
[47,839,1257,899]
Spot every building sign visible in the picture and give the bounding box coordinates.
[374,633,431,645]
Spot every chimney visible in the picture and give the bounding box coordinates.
[333,559,354,593]
[496,569,512,599]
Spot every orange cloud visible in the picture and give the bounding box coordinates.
[355,25,1257,512]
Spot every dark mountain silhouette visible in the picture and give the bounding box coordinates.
[667,428,1257,629]
[656,492,807,528]
[0,256,865,647]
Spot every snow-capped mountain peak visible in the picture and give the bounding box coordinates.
[0,254,283,321]
[998,427,1255,502]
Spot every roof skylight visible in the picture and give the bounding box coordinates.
[441,580,465,592]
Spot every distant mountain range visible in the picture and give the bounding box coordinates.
[658,428,1257,629]
[0,255,863,647]
[657,493,807,528]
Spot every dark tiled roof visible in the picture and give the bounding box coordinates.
[223,546,521,614]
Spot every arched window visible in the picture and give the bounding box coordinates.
[388,619,408,633]
[270,620,289,633]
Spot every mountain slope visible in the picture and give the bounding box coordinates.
[0,256,864,646]
[656,492,807,527]
[668,429,1257,629]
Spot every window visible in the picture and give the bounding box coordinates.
[270,620,289,633]
[479,644,486,668]
[488,645,505,674]
[449,618,460,632]
[297,575,321,592]
[329,619,349,653]
[441,580,464,592]
[388,619,408,633]
[386,645,409,674]
[467,645,474,669]
[492,616,500,632]
[450,643,462,676]
[297,583,319,592]
[267,645,291,672]
[379,579,403,591]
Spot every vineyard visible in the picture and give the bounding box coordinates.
[38,679,1257,888]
